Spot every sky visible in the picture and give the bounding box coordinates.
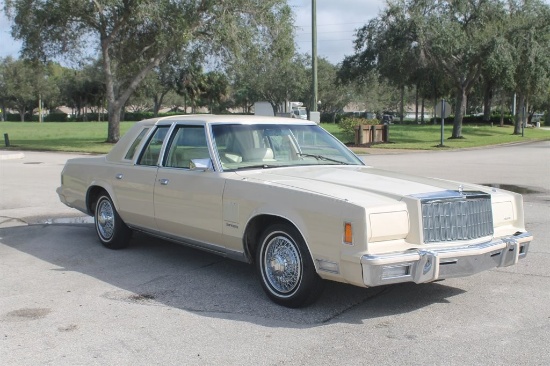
[0,0,386,66]
[289,0,386,64]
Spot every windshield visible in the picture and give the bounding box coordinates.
[211,123,363,171]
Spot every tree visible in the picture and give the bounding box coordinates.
[0,58,11,120]
[58,62,105,120]
[202,71,229,114]
[313,58,354,121]
[506,0,550,134]
[340,1,424,123]
[409,0,511,137]
[145,63,178,117]
[6,0,291,142]
[341,0,517,137]
[41,62,67,115]
[1,57,37,121]
[227,5,307,115]
[175,63,206,114]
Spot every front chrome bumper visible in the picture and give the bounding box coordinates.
[361,232,532,287]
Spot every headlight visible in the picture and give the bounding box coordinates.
[368,211,409,242]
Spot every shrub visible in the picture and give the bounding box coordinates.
[44,113,69,122]
[338,117,379,135]
[320,112,344,123]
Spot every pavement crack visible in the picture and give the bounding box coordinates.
[321,286,391,324]
[0,216,28,228]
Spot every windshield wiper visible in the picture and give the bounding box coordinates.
[235,164,279,170]
[298,153,349,165]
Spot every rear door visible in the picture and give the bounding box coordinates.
[112,125,170,230]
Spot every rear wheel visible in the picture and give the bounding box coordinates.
[256,223,324,307]
[94,194,132,249]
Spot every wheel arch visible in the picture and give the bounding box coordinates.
[243,214,313,266]
[86,183,117,215]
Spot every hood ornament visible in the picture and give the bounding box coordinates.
[458,184,464,194]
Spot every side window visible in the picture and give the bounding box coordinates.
[124,128,149,160]
[164,126,210,169]
[137,126,170,166]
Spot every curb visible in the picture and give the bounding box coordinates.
[0,152,25,160]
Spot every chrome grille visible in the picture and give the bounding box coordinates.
[420,191,493,243]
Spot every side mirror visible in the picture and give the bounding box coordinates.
[190,158,214,172]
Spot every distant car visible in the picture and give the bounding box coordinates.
[57,115,532,307]
[532,113,544,122]
[381,114,393,124]
[292,107,308,120]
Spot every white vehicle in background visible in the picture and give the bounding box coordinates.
[254,101,308,120]
[288,102,307,120]
[253,101,275,117]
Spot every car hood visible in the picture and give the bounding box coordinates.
[235,165,487,205]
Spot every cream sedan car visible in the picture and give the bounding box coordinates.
[57,115,532,307]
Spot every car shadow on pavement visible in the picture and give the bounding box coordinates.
[0,224,466,326]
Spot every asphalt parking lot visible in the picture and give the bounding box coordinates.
[1,142,549,365]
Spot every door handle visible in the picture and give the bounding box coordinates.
[159,178,169,185]
[115,173,123,180]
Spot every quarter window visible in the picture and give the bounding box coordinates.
[138,126,170,166]
[124,128,149,160]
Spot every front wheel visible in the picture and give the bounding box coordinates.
[256,224,324,308]
[94,194,132,249]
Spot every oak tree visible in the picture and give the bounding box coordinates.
[6,0,291,141]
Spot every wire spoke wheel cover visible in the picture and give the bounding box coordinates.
[96,198,115,241]
[256,223,324,307]
[263,234,302,295]
[94,194,131,249]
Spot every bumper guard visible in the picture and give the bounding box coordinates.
[361,232,532,287]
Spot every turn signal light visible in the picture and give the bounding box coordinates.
[344,222,353,244]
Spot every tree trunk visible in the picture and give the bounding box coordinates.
[1,98,6,121]
[500,99,504,127]
[108,101,122,142]
[399,84,404,124]
[101,33,165,142]
[483,83,492,123]
[153,96,161,117]
[421,98,425,124]
[451,87,467,138]
[415,84,419,124]
[433,98,437,125]
[514,93,525,134]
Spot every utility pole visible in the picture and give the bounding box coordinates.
[310,0,320,123]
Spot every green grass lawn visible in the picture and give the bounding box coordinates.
[0,122,136,154]
[322,122,550,151]
[0,120,548,154]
